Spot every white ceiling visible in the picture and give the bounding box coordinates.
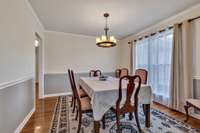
[29,0,200,39]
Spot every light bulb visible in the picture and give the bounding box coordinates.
[35,40,39,47]
[110,36,115,41]
[101,35,107,41]
[110,36,117,43]
[96,37,101,43]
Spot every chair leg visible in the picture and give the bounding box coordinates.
[134,111,141,133]
[94,121,100,133]
[116,111,120,133]
[75,107,78,120]
[72,98,76,113]
[122,113,125,118]
[142,104,146,116]
[129,112,133,120]
[77,111,82,133]
[102,115,106,129]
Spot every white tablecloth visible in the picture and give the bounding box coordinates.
[79,77,153,121]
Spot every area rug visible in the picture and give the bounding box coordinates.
[49,96,200,133]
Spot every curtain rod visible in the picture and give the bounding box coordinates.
[129,15,200,43]
[188,16,200,22]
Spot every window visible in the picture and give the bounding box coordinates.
[135,29,173,106]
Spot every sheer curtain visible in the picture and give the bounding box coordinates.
[135,29,173,106]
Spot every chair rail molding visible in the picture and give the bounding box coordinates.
[193,76,200,80]
[0,74,34,90]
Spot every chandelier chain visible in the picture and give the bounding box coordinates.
[104,14,109,37]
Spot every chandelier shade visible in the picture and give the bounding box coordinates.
[96,13,117,48]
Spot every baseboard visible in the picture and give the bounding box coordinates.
[14,107,35,133]
[44,92,72,98]
[178,108,200,120]
[191,113,200,120]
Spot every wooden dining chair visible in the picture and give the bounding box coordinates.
[119,68,129,78]
[68,69,88,113]
[89,70,102,77]
[135,69,148,118]
[68,70,92,133]
[70,70,106,132]
[135,69,148,84]
[112,75,142,133]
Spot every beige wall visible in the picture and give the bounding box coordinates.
[0,0,44,85]
[117,40,132,71]
[44,31,120,74]
[119,4,200,78]
[0,0,44,132]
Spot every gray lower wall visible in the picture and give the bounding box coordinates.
[44,73,200,98]
[44,72,115,95]
[44,75,200,112]
[0,79,34,133]
[194,79,200,99]
[193,79,200,114]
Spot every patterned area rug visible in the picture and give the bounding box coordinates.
[49,96,200,133]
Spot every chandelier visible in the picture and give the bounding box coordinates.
[96,13,117,48]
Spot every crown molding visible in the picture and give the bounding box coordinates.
[25,0,45,30]
[123,3,200,40]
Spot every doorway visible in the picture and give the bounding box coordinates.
[35,39,39,99]
[35,33,44,99]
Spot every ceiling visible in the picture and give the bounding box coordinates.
[29,0,200,39]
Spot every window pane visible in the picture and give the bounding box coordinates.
[136,39,149,70]
[135,29,173,106]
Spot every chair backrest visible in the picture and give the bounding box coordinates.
[68,69,81,109]
[68,69,75,96]
[115,69,121,78]
[135,69,148,84]
[89,70,102,77]
[119,68,129,78]
[116,75,142,114]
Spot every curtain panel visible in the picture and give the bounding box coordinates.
[170,21,193,112]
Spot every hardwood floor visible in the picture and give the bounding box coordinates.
[21,87,200,133]
[21,96,57,133]
[152,102,200,129]
[21,85,57,133]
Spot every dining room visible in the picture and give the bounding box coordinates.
[1,0,200,133]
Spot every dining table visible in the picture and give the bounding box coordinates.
[79,76,153,133]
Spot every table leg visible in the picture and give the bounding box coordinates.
[94,120,100,133]
[184,102,192,122]
[143,104,150,128]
